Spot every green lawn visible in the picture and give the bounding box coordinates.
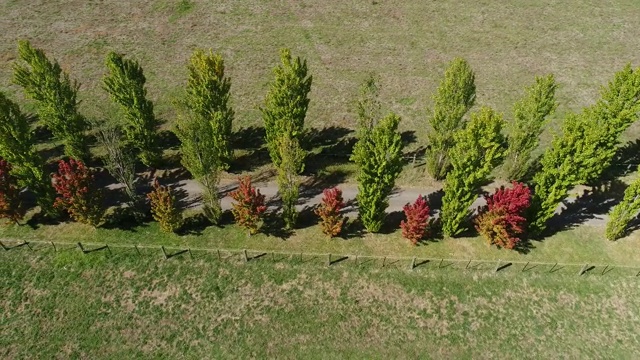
[2,248,639,358]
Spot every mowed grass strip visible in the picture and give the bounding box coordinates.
[1,249,639,358]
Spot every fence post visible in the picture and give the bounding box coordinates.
[328,253,332,266]
[51,241,57,252]
[271,252,275,262]
[382,257,386,268]
[0,241,7,251]
[522,261,529,272]
[465,260,472,269]
[578,264,588,276]
[106,245,112,256]
[77,242,85,254]
[243,249,248,262]
[438,259,443,269]
[494,259,501,272]
[217,250,221,261]
[601,265,609,275]
[161,246,168,259]
[410,257,416,270]
[355,254,358,265]
[25,241,33,251]
[188,248,193,259]
[549,263,557,273]
[135,245,141,256]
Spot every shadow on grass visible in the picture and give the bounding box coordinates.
[261,212,294,240]
[229,126,270,173]
[599,139,640,182]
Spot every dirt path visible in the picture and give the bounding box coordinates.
[174,179,610,226]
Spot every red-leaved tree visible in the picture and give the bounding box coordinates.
[0,159,24,224]
[474,181,531,249]
[400,195,430,245]
[147,179,183,233]
[53,158,103,226]
[315,187,346,237]
[230,176,266,235]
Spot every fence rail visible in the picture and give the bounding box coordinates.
[2,238,639,277]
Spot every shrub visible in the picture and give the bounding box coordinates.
[400,195,430,245]
[351,113,404,233]
[53,159,103,226]
[276,134,304,229]
[315,187,346,237]
[475,182,531,250]
[147,179,182,233]
[441,107,506,237]
[426,57,476,180]
[230,176,267,235]
[0,159,24,224]
[13,40,89,160]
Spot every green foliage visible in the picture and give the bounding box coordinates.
[529,65,640,234]
[103,52,161,167]
[441,107,506,237]
[606,168,640,241]
[174,49,233,223]
[276,134,305,230]
[13,40,89,160]
[147,179,183,233]
[0,92,56,215]
[261,48,312,169]
[426,58,476,180]
[502,74,557,181]
[351,113,404,233]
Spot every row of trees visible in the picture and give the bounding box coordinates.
[1,40,640,248]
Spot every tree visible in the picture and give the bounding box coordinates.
[527,65,640,234]
[441,107,506,237]
[0,92,56,215]
[261,48,312,169]
[400,195,430,245]
[103,52,161,167]
[355,73,381,134]
[426,58,476,180]
[351,113,404,233]
[606,167,640,241]
[475,182,531,250]
[502,74,557,181]
[13,40,89,160]
[53,159,103,226]
[94,123,140,212]
[184,48,234,167]
[229,176,267,235]
[315,187,346,237]
[174,49,234,223]
[147,179,182,233]
[0,159,25,224]
[276,134,305,229]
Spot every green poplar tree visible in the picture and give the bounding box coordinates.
[174,49,234,223]
[606,167,640,241]
[0,92,56,215]
[277,134,305,229]
[426,58,476,180]
[502,74,557,181]
[261,48,312,170]
[351,113,404,233]
[103,52,161,167]
[355,73,381,134]
[13,40,89,160]
[441,107,506,237]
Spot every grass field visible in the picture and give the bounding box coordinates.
[2,1,640,186]
[2,249,640,358]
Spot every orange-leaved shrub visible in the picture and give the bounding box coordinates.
[53,158,103,226]
[400,195,430,245]
[474,181,531,250]
[230,176,266,235]
[147,179,182,233]
[0,159,24,224]
[315,187,346,237]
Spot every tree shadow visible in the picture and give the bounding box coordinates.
[542,179,628,237]
[297,205,319,229]
[299,169,351,201]
[178,213,211,236]
[32,123,54,144]
[157,130,180,151]
[379,210,405,234]
[600,139,640,182]
[261,212,294,240]
[229,126,270,173]
[339,217,365,239]
[101,206,149,231]
[426,189,444,213]
[38,143,65,163]
[303,126,355,175]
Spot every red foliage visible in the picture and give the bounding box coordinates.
[229,176,267,235]
[475,181,531,249]
[314,187,346,237]
[53,158,103,226]
[147,179,182,233]
[0,159,24,224]
[400,195,430,245]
